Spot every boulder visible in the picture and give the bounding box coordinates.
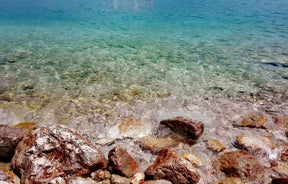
[218,150,266,183]
[160,117,204,143]
[0,124,29,161]
[12,125,107,183]
[107,146,139,177]
[145,148,200,184]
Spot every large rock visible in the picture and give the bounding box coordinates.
[145,148,200,184]
[160,117,204,143]
[0,124,29,161]
[12,125,107,183]
[218,150,266,183]
[107,146,139,177]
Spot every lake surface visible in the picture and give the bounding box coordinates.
[0,0,287,131]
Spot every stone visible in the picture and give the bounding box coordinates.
[204,138,225,152]
[280,147,288,161]
[91,169,111,182]
[12,125,107,183]
[160,117,204,143]
[272,178,288,184]
[107,146,139,178]
[218,150,266,182]
[110,174,130,184]
[130,172,145,184]
[0,124,29,161]
[95,138,115,146]
[143,180,172,184]
[118,119,145,138]
[0,170,13,184]
[236,113,267,128]
[182,153,203,167]
[11,122,36,131]
[139,136,179,153]
[216,177,245,184]
[273,116,288,136]
[145,148,200,184]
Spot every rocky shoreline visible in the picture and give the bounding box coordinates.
[0,114,288,184]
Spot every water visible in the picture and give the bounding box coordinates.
[0,0,287,132]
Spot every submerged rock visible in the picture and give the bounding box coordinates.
[110,174,130,184]
[0,170,13,184]
[143,180,172,184]
[160,117,204,144]
[12,125,107,183]
[145,148,200,184]
[235,112,267,128]
[218,150,266,183]
[107,146,139,178]
[139,136,179,153]
[204,138,225,153]
[216,177,244,184]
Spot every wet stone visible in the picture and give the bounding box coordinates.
[160,116,204,143]
[272,162,288,178]
[0,170,13,184]
[143,180,172,184]
[68,177,98,184]
[0,124,29,161]
[273,116,288,136]
[110,174,130,184]
[182,153,203,168]
[272,178,288,184]
[107,146,139,178]
[218,150,266,183]
[204,138,225,153]
[236,112,267,128]
[216,177,245,184]
[130,172,145,184]
[145,148,200,184]
[91,169,111,182]
[139,136,179,153]
[12,125,107,183]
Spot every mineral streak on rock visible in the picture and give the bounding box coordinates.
[12,125,107,183]
[145,148,200,184]
[107,146,139,178]
[218,150,266,183]
[160,116,204,143]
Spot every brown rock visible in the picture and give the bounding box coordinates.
[12,125,107,183]
[204,138,225,152]
[160,117,204,143]
[237,113,267,128]
[91,169,111,182]
[272,162,288,178]
[110,174,130,184]
[107,146,139,177]
[234,134,272,154]
[11,122,36,130]
[182,153,203,167]
[139,136,179,153]
[145,148,200,184]
[0,124,29,161]
[280,147,288,161]
[273,116,288,136]
[218,150,266,182]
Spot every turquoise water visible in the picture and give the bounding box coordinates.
[0,0,288,110]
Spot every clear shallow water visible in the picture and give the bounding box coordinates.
[0,0,288,126]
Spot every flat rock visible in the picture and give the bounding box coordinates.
[110,174,130,184]
[139,136,179,153]
[160,117,204,143]
[145,148,200,184]
[12,125,107,183]
[218,150,266,183]
[236,112,267,128]
[0,124,29,161]
[107,146,139,177]
[204,138,225,153]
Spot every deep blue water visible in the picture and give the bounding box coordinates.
[0,0,288,101]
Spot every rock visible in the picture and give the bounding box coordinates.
[145,148,200,184]
[182,153,203,167]
[0,124,29,161]
[280,147,288,161]
[160,117,204,143]
[107,146,139,177]
[272,162,288,178]
[91,169,111,182]
[12,125,107,183]
[139,136,179,153]
[11,122,36,131]
[233,135,274,159]
[0,170,13,184]
[204,138,225,153]
[272,178,288,184]
[110,174,130,184]
[130,172,145,184]
[95,138,115,146]
[218,150,266,182]
[117,119,146,138]
[236,113,267,128]
[216,177,245,184]
[143,180,172,184]
[273,116,288,136]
